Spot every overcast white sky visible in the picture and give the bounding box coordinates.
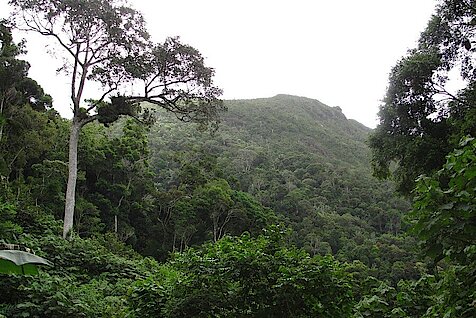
[1,0,437,128]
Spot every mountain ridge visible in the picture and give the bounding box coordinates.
[215,94,372,169]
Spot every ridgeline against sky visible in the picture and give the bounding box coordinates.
[0,0,437,128]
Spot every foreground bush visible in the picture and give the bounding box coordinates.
[128,227,354,317]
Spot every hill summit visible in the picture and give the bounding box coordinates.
[219,94,371,168]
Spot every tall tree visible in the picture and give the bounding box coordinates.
[369,0,476,195]
[369,2,476,315]
[9,0,224,238]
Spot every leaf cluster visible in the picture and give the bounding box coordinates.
[129,228,354,317]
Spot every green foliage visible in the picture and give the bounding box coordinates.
[9,0,224,239]
[368,48,451,194]
[128,37,226,131]
[79,120,156,241]
[0,201,22,241]
[0,84,422,315]
[129,228,354,317]
[0,21,52,114]
[369,2,476,313]
[12,273,131,317]
[424,264,476,318]
[354,275,435,318]
[0,21,58,184]
[152,165,277,257]
[412,137,476,265]
[96,98,138,126]
[1,232,159,318]
[148,95,415,277]
[0,16,437,315]
[409,136,476,317]
[370,0,476,195]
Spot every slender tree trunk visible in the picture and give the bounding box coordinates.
[63,120,81,239]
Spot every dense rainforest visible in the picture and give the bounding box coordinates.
[1,0,475,317]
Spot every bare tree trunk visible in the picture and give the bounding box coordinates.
[63,121,81,239]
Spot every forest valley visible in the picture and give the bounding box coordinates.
[0,0,475,317]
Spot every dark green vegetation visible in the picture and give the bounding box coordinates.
[1,0,475,317]
[369,0,476,195]
[9,0,224,239]
[147,95,418,282]
[369,0,476,316]
[129,228,355,317]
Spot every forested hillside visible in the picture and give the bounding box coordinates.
[1,0,475,317]
[0,87,422,316]
[148,95,417,281]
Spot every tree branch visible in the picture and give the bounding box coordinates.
[71,43,80,106]
[86,86,118,112]
[79,114,98,127]
[431,81,468,106]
